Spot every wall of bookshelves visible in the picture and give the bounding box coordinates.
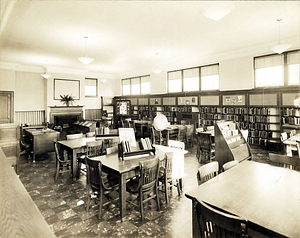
[199,95,221,126]
[248,93,280,147]
[281,92,300,132]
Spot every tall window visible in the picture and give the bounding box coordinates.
[85,78,97,97]
[255,54,284,87]
[201,64,219,90]
[183,68,199,92]
[168,71,182,93]
[141,75,150,94]
[122,75,150,95]
[287,51,300,85]
[122,79,130,95]
[131,77,140,95]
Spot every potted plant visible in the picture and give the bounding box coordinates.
[60,94,75,106]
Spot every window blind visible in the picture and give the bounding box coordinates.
[287,51,300,65]
[255,55,284,69]
[201,64,219,76]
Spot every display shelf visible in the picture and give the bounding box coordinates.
[198,106,222,126]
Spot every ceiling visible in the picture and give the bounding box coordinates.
[0,1,299,78]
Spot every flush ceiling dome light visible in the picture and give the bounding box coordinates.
[203,3,235,21]
[100,79,107,84]
[78,36,94,65]
[270,19,291,54]
[41,60,51,79]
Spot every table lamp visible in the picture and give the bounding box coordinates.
[153,114,168,131]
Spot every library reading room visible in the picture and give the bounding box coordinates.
[0,1,299,238]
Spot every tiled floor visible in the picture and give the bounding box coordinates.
[18,145,271,238]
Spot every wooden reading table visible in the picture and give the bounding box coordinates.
[185,161,300,238]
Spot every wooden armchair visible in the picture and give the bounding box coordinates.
[195,199,248,237]
[126,157,160,221]
[85,156,119,219]
[54,140,71,181]
[199,132,215,162]
[269,153,300,171]
[19,124,31,159]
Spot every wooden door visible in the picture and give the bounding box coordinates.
[0,91,14,124]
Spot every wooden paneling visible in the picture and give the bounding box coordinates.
[200,95,219,106]
[249,93,277,106]
[0,91,14,124]
[15,110,45,125]
[138,98,148,105]
[178,96,198,106]
[149,98,162,105]
[222,95,246,106]
[282,92,300,107]
[85,109,102,120]
[163,97,176,105]
[130,98,138,105]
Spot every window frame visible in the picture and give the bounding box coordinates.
[122,75,150,96]
[254,50,300,88]
[85,78,98,97]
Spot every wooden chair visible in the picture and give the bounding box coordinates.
[19,124,31,159]
[195,199,248,238]
[67,133,83,140]
[54,140,71,181]
[222,160,239,171]
[151,126,165,145]
[85,156,119,219]
[186,124,194,148]
[199,132,215,162]
[290,129,297,137]
[126,157,160,221]
[177,125,187,144]
[197,161,219,185]
[280,132,288,142]
[158,152,182,204]
[269,153,300,171]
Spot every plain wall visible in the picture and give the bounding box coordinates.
[0,69,15,91]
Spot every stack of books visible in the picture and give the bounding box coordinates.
[140,137,152,150]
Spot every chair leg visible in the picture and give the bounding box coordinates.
[99,189,103,219]
[156,186,160,211]
[164,179,169,204]
[86,186,91,212]
[176,179,181,196]
[77,161,81,179]
[140,193,144,221]
[54,161,60,181]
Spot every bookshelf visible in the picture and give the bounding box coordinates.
[199,95,221,127]
[248,93,281,148]
[281,92,300,133]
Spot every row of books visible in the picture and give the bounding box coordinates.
[248,137,268,146]
[199,119,215,126]
[281,108,300,117]
[249,115,268,123]
[248,107,271,115]
[222,107,247,115]
[249,130,272,138]
[140,137,153,150]
[222,114,247,122]
[282,117,300,125]
[200,107,220,113]
[249,123,270,131]
[121,140,133,153]
[200,113,221,120]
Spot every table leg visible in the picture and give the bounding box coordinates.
[119,174,127,221]
[179,178,184,193]
[72,150,77,181]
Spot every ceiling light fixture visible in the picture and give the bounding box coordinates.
[78,36,94,65]
[100,79,107,84]
[41,60,51,79]
[203,3,235,21]
[153,53,162,74]
[270,19,291,54]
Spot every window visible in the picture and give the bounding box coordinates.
[168,71,182,93]
[201,64,219,90]
[131,77,140,95]
[287,51,300,85]
[255,54,284,87]
[85,78,97,97]
[122,75,150,95]
[183,68,199,92]
[122,79,130,95]
[141,75,150,94]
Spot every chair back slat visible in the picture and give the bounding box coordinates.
[67,133,83,140]
[198,161,219,185]
[177,125,187,142]
[269,153,300,171]
[223,160,239,171]
[168,140,185,150]
[139,157,160,192]
[196,200,248,237]
[86,140,103,157]
[85,156,106,189]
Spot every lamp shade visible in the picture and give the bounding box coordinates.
[153,114,168,131]
[78,56,94,65]
[270,43,291,54]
